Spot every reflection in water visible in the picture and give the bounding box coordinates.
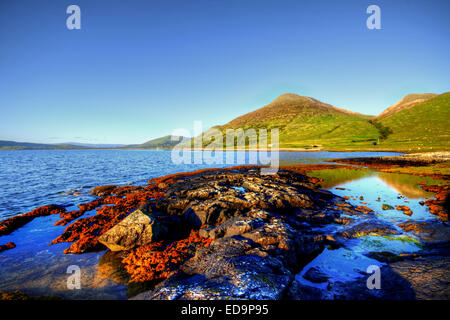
[308,168,444,200]
[306,168,374,189]
[328,173,439,222]
[377,172,444,199]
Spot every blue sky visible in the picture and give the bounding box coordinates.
[0,0,449,144]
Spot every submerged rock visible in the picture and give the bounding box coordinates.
[396,205,413,216]
[302,267,329,283]
[398,220,450,245]
[337,219,398,239]
[98,250,130,285]
[390,249,450,300]
[0,205,66,238]
[91,185,117,196]
[0,242,16,253]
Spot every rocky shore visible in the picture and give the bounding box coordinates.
[1,164,449,300]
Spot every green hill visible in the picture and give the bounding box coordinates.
[202,93,381,150]
[376,93,437,119]
[126,135,189,149]
[191,92,449,152]
[374,92,450,152]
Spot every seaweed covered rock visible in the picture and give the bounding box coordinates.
[0,242,16,253]
[91,185,117,196]
[0,205,66,237]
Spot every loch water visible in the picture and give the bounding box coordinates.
[1,149,442,299]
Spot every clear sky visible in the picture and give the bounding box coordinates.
[0,0,449,144]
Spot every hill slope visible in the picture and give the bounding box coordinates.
[376,93,437,119]
[126,135,189,149]
[215,93,380,150]
[374,92,450,151]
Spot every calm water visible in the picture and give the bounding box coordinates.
[0,149,401,220]
[6,149,441,299]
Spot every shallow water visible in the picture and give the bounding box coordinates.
[295,168,444,292]
[3,149,440,299]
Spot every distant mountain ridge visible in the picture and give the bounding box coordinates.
[125,135,190,149]
[64,142,126,148]
[0,140,89,150]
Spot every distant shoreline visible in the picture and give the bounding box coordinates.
[0,146,437,153]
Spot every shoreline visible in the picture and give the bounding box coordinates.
[0,155,449,300]
[2,146,449,154]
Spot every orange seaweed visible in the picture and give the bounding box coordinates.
[122,230,212,283]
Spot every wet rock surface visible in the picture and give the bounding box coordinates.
[389,249,450,300]
[127,168,344,299]
[1,165,449,300]
[0,242,16,253]
[127,167,449,300]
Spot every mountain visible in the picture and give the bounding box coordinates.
[200,93,381,150]
[63,142,126,148]
[191,92,449,152]
[376,93,438,119]
[126,135,190,149]
[0,140,89,150]
[373,92,450,151]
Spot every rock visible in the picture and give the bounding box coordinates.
[98,250,130,284]
[365,251,404,263]
[389,253,450,299]
[354,205,374,213]
[338,219,398,239]
[124,167,337,299]
[91,185,117,196]
[0,204,66,237]
[396,205,413,216]
[98,209,168,251]
[132,237,294,300]
[382,204,394,210]
[0,290,61,300]
[0,242,16,253]
[397,220,450,245]
[289,263,416,300]
[302,267,329,283]
[198,216,260,240]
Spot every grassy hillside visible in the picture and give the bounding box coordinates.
[374,92,450,152]
[126,135,188,149]
[213,93,381,150]
[376,93,437,119]
[192,92,449,152]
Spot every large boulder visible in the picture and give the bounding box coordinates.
[98,209,167,251]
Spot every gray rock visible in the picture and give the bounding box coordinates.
[302,267,329,283]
